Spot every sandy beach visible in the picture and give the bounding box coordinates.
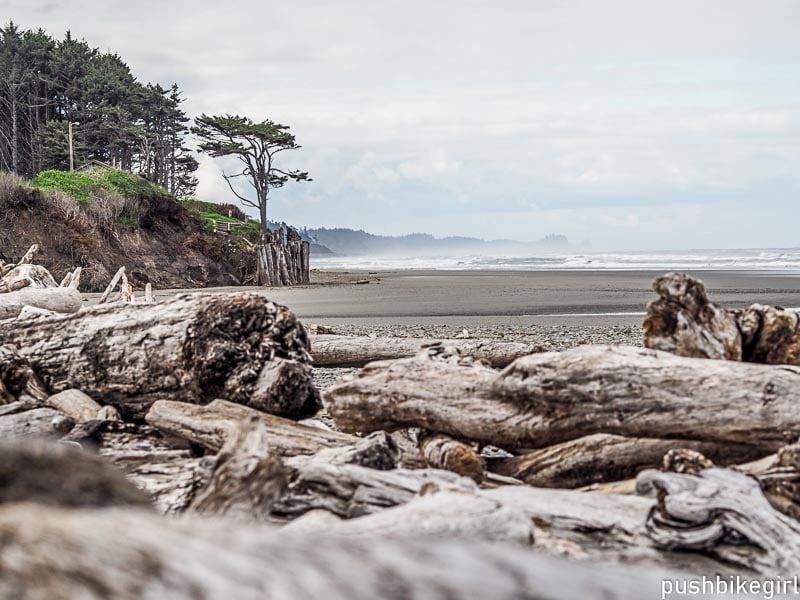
[102,268,800,389]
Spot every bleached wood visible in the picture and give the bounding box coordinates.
[189,416,288,520]
[98,266,126,304]
[490,433,767,488]
[325,345,800,450]
[310,334,542,368]
[0,287,82,319]
[146,399,357,455]
[0,503,700,600]
[46,389,102,422]
[638,467,800,575]
[0,407,73,438]
[0,293,316,419]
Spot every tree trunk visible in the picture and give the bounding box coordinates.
[0,293,319,419]
[324,344,800,451]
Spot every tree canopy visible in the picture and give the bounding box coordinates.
[192,114,310,242]
[0,21,197,197]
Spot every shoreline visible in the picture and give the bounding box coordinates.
[115,268,800,323]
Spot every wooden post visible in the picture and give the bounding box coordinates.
[68,121,74,172]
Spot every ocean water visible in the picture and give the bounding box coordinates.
[311,248,800,272]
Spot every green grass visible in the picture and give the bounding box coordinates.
[181,199,264,243]
[31,170,97,204]
[32,168,170,204]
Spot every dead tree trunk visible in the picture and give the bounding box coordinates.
[0,293,320,419]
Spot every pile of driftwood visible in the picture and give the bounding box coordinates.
[3,268,800,598]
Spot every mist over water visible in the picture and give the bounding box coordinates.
[312,248,800,272]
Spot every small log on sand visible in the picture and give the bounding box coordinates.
[0,293,320,419]
[489,433,768,488]
[645,271,800,365]
[310,334,542,368]
[0,502,694,600]
[325,344,800,450]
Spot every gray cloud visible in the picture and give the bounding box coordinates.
[6,0,800,248]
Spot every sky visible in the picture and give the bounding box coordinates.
[7,0,800,249]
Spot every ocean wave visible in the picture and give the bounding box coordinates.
[311,248,800,272]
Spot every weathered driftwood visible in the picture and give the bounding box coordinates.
[146,399,356,456]
[285,487,536,544]
[0,263,57,292]
[326,344,800,450]
[0,407,74,439]
[0,286,82,320]
[98,266,126,304]
[272,462,478,520]
[0,293,319,419]
[637,467,800,575]
[0,503,697,600]
[62,418,206,514]
[419,431,485,483]
[489,433,768,488]
[0,439,150,508]
[644,272,742,360]
[189,416,289,520]
[310,334,542,368]
[0,244,38,277]
[288,430,400,471]
[46,389,102,422]
[645,271,800,365]
[0,344,48,402]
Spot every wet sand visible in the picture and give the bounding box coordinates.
[146,269,800,327]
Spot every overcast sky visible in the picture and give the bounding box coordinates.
[8,0,800,249]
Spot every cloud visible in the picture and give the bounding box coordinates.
[5,0,800,249]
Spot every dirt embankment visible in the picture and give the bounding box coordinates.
[0,189,255,292]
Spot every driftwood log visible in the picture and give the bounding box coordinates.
[189,416,288,520]
[489,433,768,488]
[325,344,800,450]
[146,399,356,455]
[310,334,542,368]
[645,271,800,365]
[0,286,82,320]
[638,467,800,576]
[0,502,700,600]
[0,293,320,419]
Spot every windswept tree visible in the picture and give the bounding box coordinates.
[191,114,310,246]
